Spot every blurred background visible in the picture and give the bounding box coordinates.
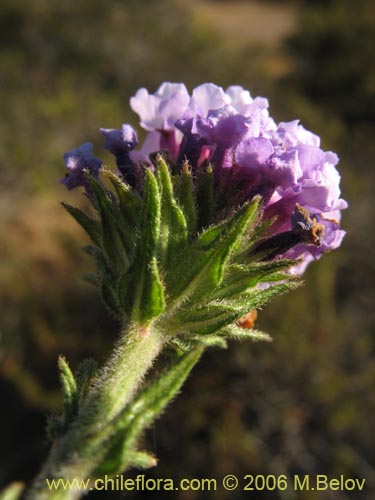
[0,0,374,498]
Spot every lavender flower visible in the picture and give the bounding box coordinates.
[62,83,346,273]
[61,143,102,191]
[129,82,347,271]
[130,82,190,160]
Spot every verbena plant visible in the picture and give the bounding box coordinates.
[1,83,346,500]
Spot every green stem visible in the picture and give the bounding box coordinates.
[82,323,164,422]
[26,323,164,500]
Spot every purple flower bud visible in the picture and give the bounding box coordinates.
[100,124,138,186]
[100,124,138,154]
[61,143,102,191]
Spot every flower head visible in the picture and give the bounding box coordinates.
[128,82,347,271]
[62,82,347,273]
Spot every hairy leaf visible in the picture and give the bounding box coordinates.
[62,202,102,246]
[166,198,261,308]
[156,155,188,264]
[131,169,165,323]
[93,345,204,476]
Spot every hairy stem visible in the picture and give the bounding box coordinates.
[26,323,164,500]
[82,323,164,423]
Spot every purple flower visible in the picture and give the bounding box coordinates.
[186,83,228,118]
[130,83,190,159]
[174,85,277,174]
[100,124,138,186]
[130,131,162,167]
[130,82,190,131]
[61,143,102,191]
[177,106,252,170]
[129,82,347,272]
[63,82,347,273]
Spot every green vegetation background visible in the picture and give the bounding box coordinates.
[0,0,374,498]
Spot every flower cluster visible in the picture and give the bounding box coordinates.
[61,82,347,273]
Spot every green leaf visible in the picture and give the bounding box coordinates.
[0,483,24,500]
[166,197,261,308]
[96,447,157,475]
[103,169,142,228]
[116,270,132,315]
[58,356,78,424]
[83,245,111,277]
[138,169,160,260]
[141,256,165,322]
[194,219,230,248]
[233,214,275,261]
[171,270,301,336]
[62,202,102,246]
[206,258,298,301]
[156,155,188,264]
[166,337,196,354]
[191,335,228,349]
[131,169,165,324]
[219,324,272,342]
[84,172,113,214]
[93,345,204,476]
[126,451,157,469]
[222,279,302,313]
[177,161,197,237]
[172,300,250,335]
[75,358,98,403]
[101,209,130,273]
[101,282,122,317]
[120,344,204,436]
[85,174,132,273]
